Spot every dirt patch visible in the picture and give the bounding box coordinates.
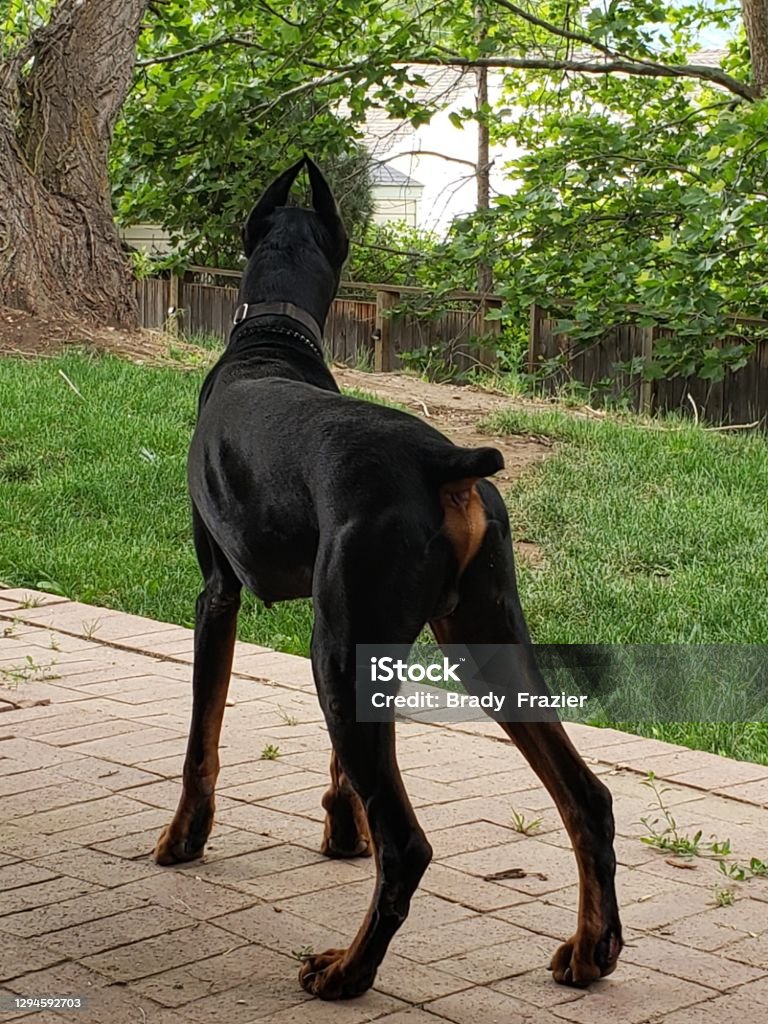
[0,306,188,364]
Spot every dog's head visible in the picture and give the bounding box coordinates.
[239,157,349,311]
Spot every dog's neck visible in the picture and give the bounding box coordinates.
[238,248,340,338]
[227,301,326,362]
[232,301,323,344]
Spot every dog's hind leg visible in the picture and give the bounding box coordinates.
[320,750,371,858]
[301,699,429,999]
[431,480,622,987]
[154,508,241,865]
[299,532,432,999]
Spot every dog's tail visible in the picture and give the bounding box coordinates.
[427,445,504,489]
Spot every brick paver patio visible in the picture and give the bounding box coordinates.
[1,587,767,1023]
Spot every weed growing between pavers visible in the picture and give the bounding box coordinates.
[638,772,768,906]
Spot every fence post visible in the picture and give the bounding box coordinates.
[639,326,654,415]
[168,272,181,335]
[375,289,397,372]
[528,303,542,374]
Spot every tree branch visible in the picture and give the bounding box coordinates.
[382,149,478,169]
[135,34,354,74]
[412,54,757,101]
[132,8,754,105]
[256,1,302,28]
[491,0,619,60]
[253,64,364,117]
[491,0,726,76]
[351,240,432,258]
[136,34,266,66]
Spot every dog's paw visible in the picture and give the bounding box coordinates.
[549,928,622,987]
[298,948,377,1000]
[153,824,205,866]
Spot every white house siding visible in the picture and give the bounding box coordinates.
[120,223,174,255]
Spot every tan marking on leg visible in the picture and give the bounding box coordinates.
[321,751,371,858]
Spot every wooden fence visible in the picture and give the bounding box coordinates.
[529,304,768,425]
[136,268,501,373]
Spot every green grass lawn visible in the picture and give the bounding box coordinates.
[1,352,766,762]
[485,406,768,763]
[0,352,314,653]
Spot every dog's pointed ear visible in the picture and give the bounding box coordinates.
[305,156,337,222]
[242,157,305,257]
[304,155,349,262]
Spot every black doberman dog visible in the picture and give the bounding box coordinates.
[154,157,622,999]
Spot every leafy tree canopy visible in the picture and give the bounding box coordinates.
[461,2,768,379]
[111,1,384,266]
[106,0,768,375]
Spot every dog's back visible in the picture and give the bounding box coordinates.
[190,374,502,606]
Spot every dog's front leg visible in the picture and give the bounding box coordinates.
[155,517,241,864]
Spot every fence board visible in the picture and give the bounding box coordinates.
[135,277,169,329]
[529,304,768,427]
[135,273,498,372]
[185,283,239,339]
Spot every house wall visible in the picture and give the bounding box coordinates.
[381,82,520,233]
[370,184,423,226]
[359,68,523,233]
[120,223,174,255]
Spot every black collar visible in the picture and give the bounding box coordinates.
[229,301,324,361]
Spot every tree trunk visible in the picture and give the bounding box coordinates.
[475,6,493,301]
[0,0,147,325]
[742,0,768,95]
[475,64,493,296]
